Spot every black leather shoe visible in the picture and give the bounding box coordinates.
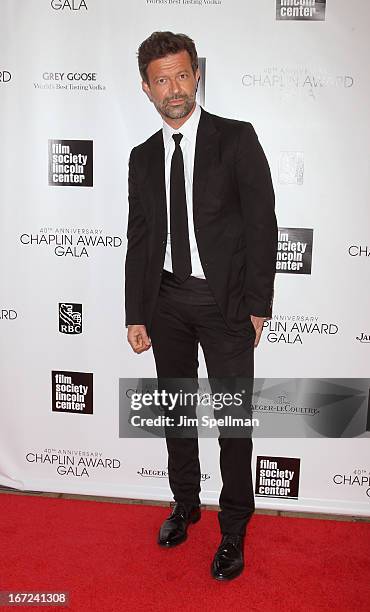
[211,534,245,580]
[157,502,201,547]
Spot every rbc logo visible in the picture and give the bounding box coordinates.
[59,303,82,334]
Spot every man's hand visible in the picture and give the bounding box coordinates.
[127,324,152,354]
[250,315,267,348]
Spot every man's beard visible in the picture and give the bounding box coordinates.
[154,90,196,120]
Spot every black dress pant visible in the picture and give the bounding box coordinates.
[149,270,256,536]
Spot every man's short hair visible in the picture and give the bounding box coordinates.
[138,31,198,83]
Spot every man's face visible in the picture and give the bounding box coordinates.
[142,50,200,121]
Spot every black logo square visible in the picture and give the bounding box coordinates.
[277,227,313,274]
[52,370,93,414]
[255,455,301,498]
[276,0,326,21]
[59,303,82,334]
[48,139,93,186]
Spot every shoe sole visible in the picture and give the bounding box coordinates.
[157,513,201,547]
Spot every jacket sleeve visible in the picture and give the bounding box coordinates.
[124,147,148,327]
[235,123,278,318]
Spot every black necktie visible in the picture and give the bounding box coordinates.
[170,133,192,283]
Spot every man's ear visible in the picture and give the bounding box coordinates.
[142,80,152,102]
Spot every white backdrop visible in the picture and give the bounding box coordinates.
[1,0,369,516]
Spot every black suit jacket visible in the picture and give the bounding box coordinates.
[125,107,278,334]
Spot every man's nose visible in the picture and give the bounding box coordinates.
[168,78,181,96]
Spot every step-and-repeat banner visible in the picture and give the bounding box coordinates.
[1,0,369,516]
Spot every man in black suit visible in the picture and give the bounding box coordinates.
[125,31,278,580]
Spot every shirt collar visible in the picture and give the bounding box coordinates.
[162,103,201,148]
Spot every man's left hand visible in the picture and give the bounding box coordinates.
[250,315,267,347]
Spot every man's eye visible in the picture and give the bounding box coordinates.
[157,78,166,85]
[179,73,188,79]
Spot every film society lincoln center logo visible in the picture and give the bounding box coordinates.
[277,227,313,274]
[255,456,301,499]
[48,139,93,186]
[52,370,93,414]
[276,0,326,21]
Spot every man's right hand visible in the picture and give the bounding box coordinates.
[127,324,152,354]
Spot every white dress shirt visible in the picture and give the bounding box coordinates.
[162,102,205,279]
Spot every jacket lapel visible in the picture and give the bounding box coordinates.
[193,108,220,220]
[146,130,167,234]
